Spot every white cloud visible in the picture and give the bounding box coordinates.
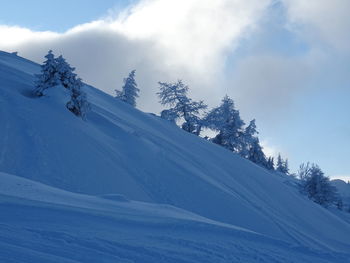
[112,0,270,72]
[222,0,350,120]
[230,54,312,115]
[0,0,271,112]
[283,0,350,52]
[260,140,279,158]
[0,0,348,118]
[0,25,59,47]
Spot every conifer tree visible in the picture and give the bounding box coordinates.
[157,80,207,135]
[267,157,275,170]
[284,159,289,174]
[34,50,59,96]
[276,154,289,174]
[298,163,338,207]
[34,51,90,118]
[276,154,283,172]
[66,77,90,119]
[203,95,244,152]
[247,139,268,168]
[242,120,268,168]
[115,70,140,107]
[55,55,78,89]
[241,119,258,158]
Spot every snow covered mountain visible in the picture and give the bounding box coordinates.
[1,50,350,262]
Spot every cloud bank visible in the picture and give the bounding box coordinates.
[1,0,349,114]
[283,0,350,52]
[0,0,271,112]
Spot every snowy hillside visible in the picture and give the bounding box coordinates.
[332,179,350,206]
[0,50,350,262]
[2,172,350,263]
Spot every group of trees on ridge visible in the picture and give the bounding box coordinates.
[297,162,343,209]
[34,50,344,211]
[156,79,287,173]
[34,50,90,118]
[113,66,344,210]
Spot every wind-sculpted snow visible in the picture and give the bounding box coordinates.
[0,51,350,261]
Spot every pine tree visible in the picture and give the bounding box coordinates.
[297,162,312,180]
[34,51,90,118]
[54,55,90,118]
[284,159,289,174]
[247,139,268,168]
[276,154,289,174]
[241,119,258,158]
[157,80,188,106]
[157,80,207,135]
[240,120,268,167]
[299,163,338,207]
[55,55,78,89]
[115,70,140,107]
[276,154,283,172]
[203,95,244,152]
[34,50,59,96]
[267,157,275,170]
[66,77,90,119]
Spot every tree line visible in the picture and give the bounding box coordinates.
[33,50,346,211]
[114,71,345,210]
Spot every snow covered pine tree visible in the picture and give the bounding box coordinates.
[55,55,90,118]
[266,157,275,170]
[203,95,245,152]
[115,70,140,107]
[34,50,59,96]
[298,163,338,207]
[276,154,289,175]
[34,51,90,119]
[157,80,207,135]
[242,120,268,168]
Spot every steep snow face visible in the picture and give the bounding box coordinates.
[0,51,350,253]
[1,172,349,263]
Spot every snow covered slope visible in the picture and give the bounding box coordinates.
[332,179,350,206]
[1,172,349,263]
[0,51,350,258]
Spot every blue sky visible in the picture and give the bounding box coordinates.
[0,0,349,180]
[0,0,132,32]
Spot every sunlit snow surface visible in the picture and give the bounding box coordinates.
[0,51,349,262]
